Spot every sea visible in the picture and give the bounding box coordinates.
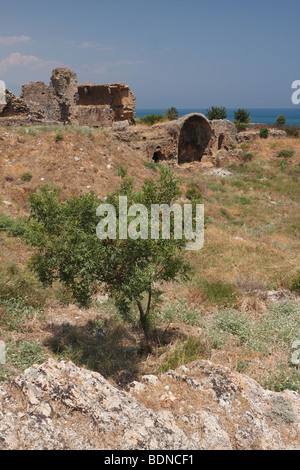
[135,108,300,126]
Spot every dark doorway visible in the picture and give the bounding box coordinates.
[218,134,225,150]
[178,115,211,164]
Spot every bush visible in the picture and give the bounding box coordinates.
[278,150,294,158]
[186,185,203,202]
[55,133,64,142]
[21,173,33,182]
[243,152,254,162]
[260,128,269,139]
[164,107,179,121]
[139,114,165,126]
[234,108,251,125]
[206,106,227,120]
[285,127,299,138]
[276,114,286,126]
[0,214,27,238]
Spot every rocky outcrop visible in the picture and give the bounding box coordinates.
[0,358,299,450]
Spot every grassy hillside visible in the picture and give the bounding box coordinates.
[0,124,299,391]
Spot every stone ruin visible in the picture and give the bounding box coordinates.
[0,68,288,167]
[0,67,136,127]
[136,113,242,167]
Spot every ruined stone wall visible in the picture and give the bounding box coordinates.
[0,68,135,127]
[20,68,78,124]
[0,90,29,118]
[139,114,239,167]
[76,83,136,126]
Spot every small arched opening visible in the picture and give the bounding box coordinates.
[178,115,211,164]
[152,146,164,163]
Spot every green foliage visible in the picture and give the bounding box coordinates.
[139,114,165,126]
[186,185,203,203]
[243,152,254,162]
[7,341,45,370]
[0,265,48,308]
[0,213,27,238]
[234,108,251,125]
[117,164,128,178]
[21,172,33,182]
[206,106,227,120]
[0,297,45,332]
[276,114,286,126]
[291,270,300,294]
[55,133,64,142]
[260,127,269,139]
[144,161,161,172]
[158,337,209,373]
[285,127,299,138]
[262,363,300,393]
[26,170,191,349]
[202,280,238,305]
[164,107,179,121]
[239,196,252,205]
[278,150,294,158]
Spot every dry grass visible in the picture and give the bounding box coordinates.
[0,126,299,392]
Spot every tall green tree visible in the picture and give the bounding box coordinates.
[206,106,227,120]
[234,108,251,125]
[276,114,286,126]
[26,168,191,351]
[164,107,179,121]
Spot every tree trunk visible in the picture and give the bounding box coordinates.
[137,290,152,353]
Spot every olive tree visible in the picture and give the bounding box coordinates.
[26,168,191,351]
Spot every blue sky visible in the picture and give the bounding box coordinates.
[0,0,299,108]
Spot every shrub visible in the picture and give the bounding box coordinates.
[0,214,27,238]
[202,280,238,305]
[278,150,294,158]
[260,128,269,139]
[243,152,254,162]
[21,173,33,182]
[139,114,165,126]
[164,107,179,121]
[158,337,209,373]
[276,114,286,126]
[285,127,299,138]
[55,133,64,142]
[206,106,227,120]
[186,185,203,202]
[234,108,251,125]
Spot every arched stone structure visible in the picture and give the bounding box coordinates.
[178,114,211,164]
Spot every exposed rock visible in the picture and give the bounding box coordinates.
[0,359,194,450]
[0,358,299,450]
[204,168,233,177]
